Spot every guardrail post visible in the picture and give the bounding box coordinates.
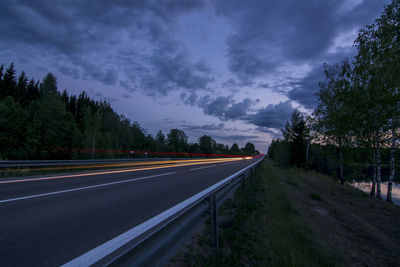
[242,175,245,192]
[209,194,219,248]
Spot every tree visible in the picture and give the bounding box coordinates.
[39,73,58,96]
[0,64,4,81]
[199,135,216,154]
[372,0,400,202]
[353,0,400,198]
[16,71,28,106]
[81,107,102,159]
[30,95,80,159]
[282,110,308,168]
[155,130,166,152]
[0,62,255,160]
[1,63,16,99]
[26,79,40,103]
[230,143,241,155]
[167,129,188,152]
[243,142,256,155]
[0,96,28,159]
[314,60,353,184]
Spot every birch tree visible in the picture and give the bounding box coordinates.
[374,0,400,202]
[314,59,353,184]
[354,0,400,199]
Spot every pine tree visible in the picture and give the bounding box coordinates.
[1,63,17,99]
[16,71,28,106]
[26,79,40,103]
[39,73,58,96]
[0,64,4,80]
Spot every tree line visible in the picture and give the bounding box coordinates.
[268,0,399,203]
[0,64,259,160]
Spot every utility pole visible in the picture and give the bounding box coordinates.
[306,136,309,163]
[91,110,101,160]
[91,132,96,160]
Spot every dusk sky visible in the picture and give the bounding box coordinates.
[0,0,390,152]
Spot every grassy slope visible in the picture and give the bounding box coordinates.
[169,160,400,266]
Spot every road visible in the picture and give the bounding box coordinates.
[0,157,259,266]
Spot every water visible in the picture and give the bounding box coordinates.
[352,182,400,206]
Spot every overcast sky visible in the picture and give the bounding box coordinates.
[0,0,389,152]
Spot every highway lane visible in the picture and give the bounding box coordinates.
[0,158,259,266]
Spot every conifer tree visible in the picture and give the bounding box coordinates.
[1,63,16,99]
[16,71,28,106]
[39,73,58,96]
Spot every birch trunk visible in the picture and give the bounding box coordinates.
[387,126,396,203]
[376,137,382,199]
[370,149,376,197]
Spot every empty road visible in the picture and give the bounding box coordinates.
[0,157,260,266]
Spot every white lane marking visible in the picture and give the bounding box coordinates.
[221,162,235,166]
[0,172,176,204]
[189,165,216,171]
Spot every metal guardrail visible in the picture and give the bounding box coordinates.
[62,156,264,267]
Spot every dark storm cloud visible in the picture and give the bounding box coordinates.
[255,127,282,138]
[214,0,336,80]
[246,101,294,129]
[214,0,388,83]
[224,98,254,120]
[202,96,233,118]
[140,51,214,96]
[286,49,357,109]
[198,95,254,121]
[180,92,198,106]
[287,67,325,110]
[0,0,211,94]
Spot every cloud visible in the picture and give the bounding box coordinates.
[140,50,214,96]
[286,67,325,110]
[212,134,260,141]
[213,0,390,84]
[180,92,198,106]
[199,95,254,121]
[58,65,80,79]
[246,101,294,129]
[181,123,225,131]
[0,0,211,94]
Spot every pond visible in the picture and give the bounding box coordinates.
[352,182,400,206]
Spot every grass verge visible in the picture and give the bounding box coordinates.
[170,160,400,266]
[169,160,339,266]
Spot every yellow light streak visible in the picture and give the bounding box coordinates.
[2,158,243,173]
[0,158,243,184]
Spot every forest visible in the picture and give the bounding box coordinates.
[268,0,399,202]
[0,64,258,160]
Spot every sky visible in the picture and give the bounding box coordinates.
[0,0,390,152]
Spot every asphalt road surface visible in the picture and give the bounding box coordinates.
[0,157,259,266]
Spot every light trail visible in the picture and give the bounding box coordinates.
[0,158,243,184]
[0,172,176,204]
[3,158,244,173]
